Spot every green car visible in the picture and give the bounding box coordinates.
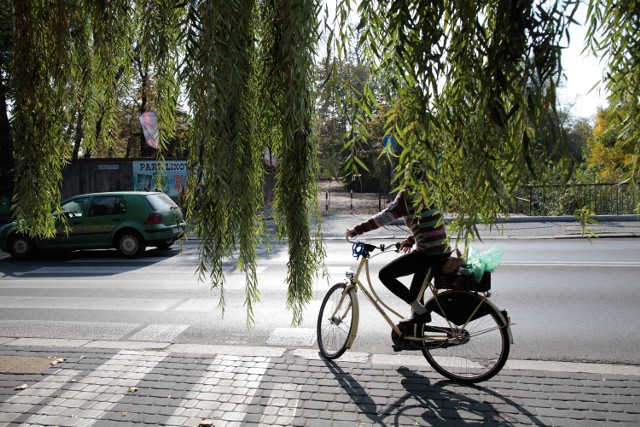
[0,191,186,259]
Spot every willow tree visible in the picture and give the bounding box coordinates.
[586,0,640,189]
[330,0,586,240]
[8,0,322,325]
[5,0,637,323]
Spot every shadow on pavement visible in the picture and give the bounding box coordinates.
[393,367,545,426]
[321,357,546,426]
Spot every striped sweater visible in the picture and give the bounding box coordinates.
[352,190,449,254]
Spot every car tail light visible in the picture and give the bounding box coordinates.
[145,213,163,225]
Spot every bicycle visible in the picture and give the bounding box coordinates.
[316,239,514,383]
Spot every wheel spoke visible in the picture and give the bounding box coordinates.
[421,291,510,383]
[317,283,356,359]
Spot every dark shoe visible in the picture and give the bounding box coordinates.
[398,310,431,325]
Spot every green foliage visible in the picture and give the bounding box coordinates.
[182,0,264,326]
[138,1,183,155]
[584,105,637,183]
[586,0,640,184]
[4,0,638,324]
[11,1,75,237]
[7,0,323,325]
[0,0,13,197]
[258,0,325,325]
[329,0,581,243]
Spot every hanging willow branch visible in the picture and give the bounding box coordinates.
[10,0,73,236]
[586,0,640,186]
[259,0,325,325]
[6,0,636,324]
[330,0,580,243]
[139,0,183,154]
[183,0,265,326]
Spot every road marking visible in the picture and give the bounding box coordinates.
[15,264,270,276]
[501,261,640,267]
[2,350,162,426]
[258,382,301,425]
[164,354,271,425]
[127,324,190,342]
[266,328,316,347]
[172,299,219,312]
[13,266,216,276]
[0,370,82,425]
[0,296,181,311]
[0,320,136,341]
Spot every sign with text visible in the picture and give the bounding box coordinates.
[132,160,187,197]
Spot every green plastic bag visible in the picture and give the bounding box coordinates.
[465,245,504,282]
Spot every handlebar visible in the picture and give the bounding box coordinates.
[347,236,400,259]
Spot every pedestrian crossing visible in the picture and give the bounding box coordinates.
[0,350,293,427]
[0,247,343,352]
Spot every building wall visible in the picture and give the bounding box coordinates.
[61,158,276,204]
[61,158,145,199]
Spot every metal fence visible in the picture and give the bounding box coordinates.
[511,183,639,216]
[320,183,639,216]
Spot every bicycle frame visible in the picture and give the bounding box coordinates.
[334,245,513,351]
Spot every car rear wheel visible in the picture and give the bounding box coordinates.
[116,230,146,258]
[8,234,36,259]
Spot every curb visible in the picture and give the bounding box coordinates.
[2,337,639,377]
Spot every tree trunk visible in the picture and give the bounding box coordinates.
[0,71,14,198]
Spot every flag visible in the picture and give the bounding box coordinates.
[139,111,159,149]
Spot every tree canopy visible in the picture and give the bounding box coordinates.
[3,0,638,323]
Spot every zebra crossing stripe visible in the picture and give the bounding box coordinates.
[0,350,294,425]
[0,350,162,425]
[0,371,81,424]
[161,354,272,424]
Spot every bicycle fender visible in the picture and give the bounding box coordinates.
[345,288,360,350]
[482,297,514,345]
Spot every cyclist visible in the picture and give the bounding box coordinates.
[346,176,450,325]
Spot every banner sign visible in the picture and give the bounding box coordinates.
[139,111,159,149]
[133,160,187,197]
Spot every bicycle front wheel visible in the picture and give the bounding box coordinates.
[317,283,358,359]
[420,291,510,383]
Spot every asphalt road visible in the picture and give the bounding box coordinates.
[0,237,638,365]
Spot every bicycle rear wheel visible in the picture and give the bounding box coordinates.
[317,283,358,359]
[420,291,510,383]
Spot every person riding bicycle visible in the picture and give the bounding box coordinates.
[346,171,450,325]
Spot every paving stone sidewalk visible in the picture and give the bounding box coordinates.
[1,345,638,426]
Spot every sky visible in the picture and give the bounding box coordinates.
[557,3,609,120]
[320,1,609,121]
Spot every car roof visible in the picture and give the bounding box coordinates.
[64,191,164,200]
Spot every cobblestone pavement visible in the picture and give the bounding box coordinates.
[1,344,639,426]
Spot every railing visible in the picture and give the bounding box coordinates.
[320,183,639,216]
[511,183,639,216]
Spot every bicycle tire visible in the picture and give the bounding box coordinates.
[317,283,358,359]
[419,291,510,383]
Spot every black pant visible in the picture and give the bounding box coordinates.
[378,251,450,304]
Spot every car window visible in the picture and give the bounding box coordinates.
[146,193,178,210]
[61,197,89,217]
[114,196,127,214]
[89,196,123,216]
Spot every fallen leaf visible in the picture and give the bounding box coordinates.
[48,357,66,366]
[199,420,214,427]
[121,411,127,417]
[127,386,138,393]
[14,384,28,391]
